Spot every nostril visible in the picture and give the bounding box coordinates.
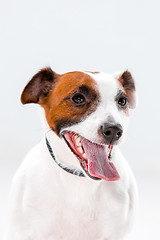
[104,130,111,136]
[116,131,122,138]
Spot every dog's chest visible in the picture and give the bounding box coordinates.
[36,173,129,240]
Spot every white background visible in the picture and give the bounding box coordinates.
[0,0,160,239]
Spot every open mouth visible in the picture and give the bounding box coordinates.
[63,131,120,181]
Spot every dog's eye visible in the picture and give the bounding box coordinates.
[72,94,86,105]
[118,97,128,107]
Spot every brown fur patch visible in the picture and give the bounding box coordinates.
[21,69,100,135]
[118,71,135,91]
[21,68,60,104]
[41,71,100,134]
[118,71,136,109]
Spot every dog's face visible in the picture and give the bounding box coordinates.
[21,68,136,181]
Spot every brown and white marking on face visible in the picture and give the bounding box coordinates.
[21,68,136,181]
[21,69,100,135]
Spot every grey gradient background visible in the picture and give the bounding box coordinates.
[0,0,160,239]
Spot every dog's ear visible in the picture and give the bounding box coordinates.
[21,67,59,104]
[114,71,137,109]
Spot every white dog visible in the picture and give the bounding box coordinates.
[5,69,138,240]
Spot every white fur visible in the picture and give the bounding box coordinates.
[4,72,138,240]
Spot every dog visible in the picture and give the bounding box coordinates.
[4,68,138,240]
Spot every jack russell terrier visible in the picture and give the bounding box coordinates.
[5,68,138,240]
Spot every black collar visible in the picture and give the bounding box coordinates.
[45,137,86,177]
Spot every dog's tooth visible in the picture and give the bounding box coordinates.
[74,134,79,140]
[83,153,87,159]
[77,146,84,154]
[75,137,81,147]
[82,160,87,169]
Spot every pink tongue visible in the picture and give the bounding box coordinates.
[81,138,120,181]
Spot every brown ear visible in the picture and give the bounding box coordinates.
[21,67,58,104]
[118,71,137,109]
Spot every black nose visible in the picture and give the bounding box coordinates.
[100,123,123,144]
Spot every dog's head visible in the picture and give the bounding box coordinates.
[21,68,136,181]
